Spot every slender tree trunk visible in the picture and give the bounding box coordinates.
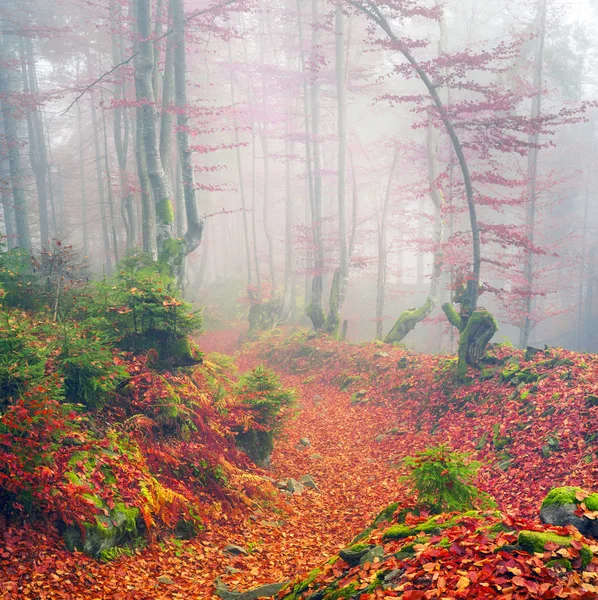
[281,131,295,322]
[520,0,547,348]
[90,90,113,274]
[159,0,175,172]
[76,100,89,255]
[376,151,398,340]
[250,126,262,298]
[325,2,349,335]
[101,90,120,265]
[348,150,358,259]
[135,0,174,256]
[173,0,204,260]
[20,36,50,246]
[306,0,325,331]
[173,150,185,236]
[228,44,252,287]
[111,0,135,247]
[0,126,17,248]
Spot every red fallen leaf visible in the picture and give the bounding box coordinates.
[450,542,465,556]
[570,539,583,550]
[544,542,560,551]
[512,576,527,587]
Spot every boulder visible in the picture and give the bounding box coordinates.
[224,544,249,556]
[157,575,174,585]
[539,487,598,539]
[309,453,324,461]
[215,580,288,600]
[299,437,311,447]
[375,434,388,443]
[286,478,306,495]
[236,429,273,467]
[339,544,373,566]
[299,474,319,491]
[61,502,140,560]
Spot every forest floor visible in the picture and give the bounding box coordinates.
[1,330,406,599]
[4,327,598,598]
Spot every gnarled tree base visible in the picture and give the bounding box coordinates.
[457,308,497,378]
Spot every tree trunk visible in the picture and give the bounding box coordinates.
[228,43,252,288]
[111,0,135,248]
[306,0,325,331]
[20,36,50,246]
[520,0,547,348]
[173,0,204,263]
[159,0,175,171]
[135,0,174,257]
[101,87,120,265]
[376,151,398,340]
[90,90,113,274]
[0,132,17,248]
[325,2,349,335]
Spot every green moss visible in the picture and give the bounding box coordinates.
[306,302,326,332]
[157,198,175,224]
[352,502,400,543]
[517,531,593,569]
[585,494,598,511]
[383,512,483,541]
[441,302,462,330]
[541,487,583,508]
[546,558,572,571]
[437,537,451,549]
[384,298,434,344]
[291,568,321,595]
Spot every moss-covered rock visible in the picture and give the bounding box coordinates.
[235,428,274,467]
[62,502,140,559]
[382,512,484,541]
[540,486,598,539]
[517,530,593,569]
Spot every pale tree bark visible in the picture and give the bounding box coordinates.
[159,0,175,170]
[280,128,296,322]
[135,0,174,257]
[228,42,252,287]
[20,36,50,246]
[0,117,17,248]
[101,86,120,265]
[258,18,276,292]
[90,90,113,274]
[133,77,158,259]
[306,0,325,331]
[348,150,358,259]
[325,2,349,335]
[173,0,204,260]
[76,100,89,255]
[520,0,547,348]
[376,151,398,340]
[296,0,315,309]
[173,151,185,237]
[110,0,135,247]
[0,32,31,250]
[153,0,166,102]
[250,125,262,297]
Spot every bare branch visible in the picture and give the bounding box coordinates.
[61,0,236,116]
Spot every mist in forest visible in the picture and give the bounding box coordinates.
[1,0,597,353]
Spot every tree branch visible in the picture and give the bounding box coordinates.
[62,0,236,116]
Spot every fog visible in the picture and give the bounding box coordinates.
[1,0,597,353]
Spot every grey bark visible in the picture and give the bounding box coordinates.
[135,0,174,256]
[173,0,204,258]
[520,0,547,348]
[20,36,50,246]
[90,90,113,274]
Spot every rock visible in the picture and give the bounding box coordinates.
[299,437,311,447]
[360,545,385,566]
[224,544,249,556]
[299,474,319,490]
[276,480,288,490]
[61,502,140,560]
[215,580,289,600]
[587,395,598,407]
[375,434,388,443]
[373,351,389,359]
[339,544,373,566]
[236,429,273,467]
[351,390,369,404]
[525,346,542,361]
[540,405,556,418]
[225,566,242,574]
[313,395,322,405]
[309,453,324,461]
[157,575,174,585]
[286,478,306,495]
[540,487,598,539]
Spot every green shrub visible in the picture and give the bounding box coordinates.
[56,325,128,409]
[402,444,492,513]
[78,249,202,366]
[235,365,295,434]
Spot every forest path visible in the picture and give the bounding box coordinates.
[200,338,408,597]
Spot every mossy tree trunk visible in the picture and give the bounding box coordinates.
[442,298,497,378]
